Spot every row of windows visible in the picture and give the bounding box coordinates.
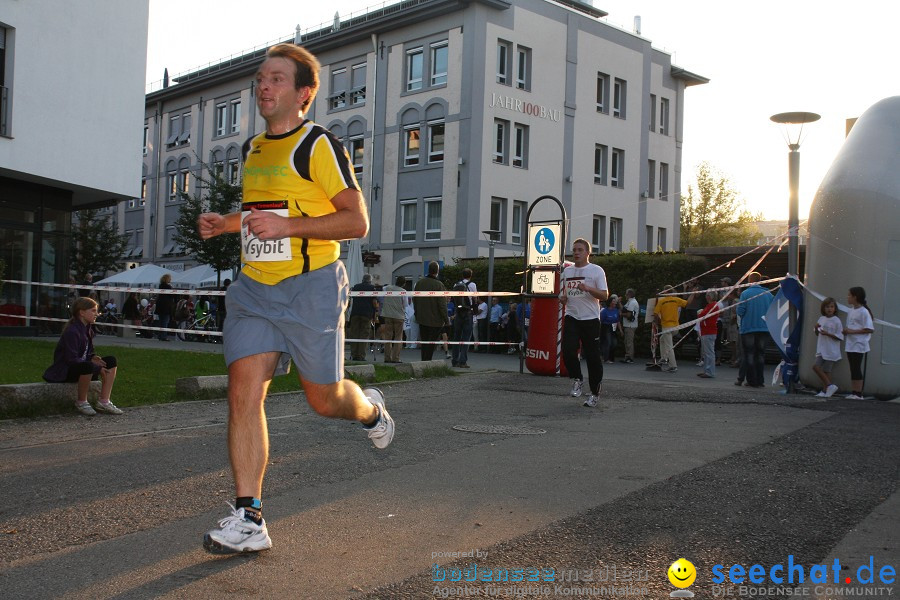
[400,197,442,242]
[407,41,448,92]
[330,62,367,110]
[596,73,628,119]
[403,120,444,167]
[649,94,670,135]
[151,99,242,154]
[487,198,528,246]
[647,160,670,200]
[591,216,623,253]
[497,40,531,91]
[493,119,528,168]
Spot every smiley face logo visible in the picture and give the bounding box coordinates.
[668,558,697,588]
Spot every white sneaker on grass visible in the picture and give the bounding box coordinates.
[363,387,394,449]
[570,379,584,397]
[75,402,96,416]
[95,400,123,415]
[203,504,272,554]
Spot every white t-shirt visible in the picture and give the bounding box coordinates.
[815,315,844,361]
[844,306,874,353]
[476,301,488,320]
[622,297,640,329]
[561,263,608,321]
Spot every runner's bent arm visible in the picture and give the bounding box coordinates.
[243,188,367,241]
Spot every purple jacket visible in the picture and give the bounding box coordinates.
[43,320,96,382]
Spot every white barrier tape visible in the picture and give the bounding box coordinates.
[657,287,781,337]
[795,279,900,331]
[0,313,223,337]
[346,338,516,346]
[1,279,517,299]
[658,277,783,296]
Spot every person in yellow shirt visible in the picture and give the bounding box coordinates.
[653,285,696,373]
[196,43,393,554]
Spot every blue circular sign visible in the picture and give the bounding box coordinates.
[534,227,555,255]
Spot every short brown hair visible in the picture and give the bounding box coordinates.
[266,43,320,111]
[820,297,836,316]
[572,238,591,253]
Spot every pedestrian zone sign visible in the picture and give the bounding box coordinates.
[528,224,561,267]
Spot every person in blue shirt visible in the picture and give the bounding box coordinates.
[489,297,503,354]
[735,272,774,388]
[599,295,621,363]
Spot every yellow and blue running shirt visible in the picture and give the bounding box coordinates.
[239,120,361,285]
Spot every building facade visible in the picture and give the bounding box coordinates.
[0,0,148,324]
[134,0,706,283]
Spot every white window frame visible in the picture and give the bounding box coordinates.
[611,148,624,189]
[613,78,626,119]
[493,119,508,164]
[406,48,423,91]
[592,215,606,254]
[167,172,178,202]
[649,94,657,132]
[215,102,227,137]
[229,99,241,134]
[349,136,364,177]
[513,123,528,169]
[596,72,609,113]
[657,227,667,251]
[515,45,530,91]
[490,197,505,238]
[142,125,149,156]
[403,126,420,167]
[659,97,670,135]
[430,41,448,86]
[400,199,417,242]
[427,120,444,163]
[594,144,608,185]
[659,162,669,201]
[497,40,511,85]
[609,218,622,252]
[512,201,526,245]
[350,63,367,105]
[424,197,442,241]
[165,115,180,146]
[330,67,347,109]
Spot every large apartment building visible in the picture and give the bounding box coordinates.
[0,0,148,322]
[132,0,706,283]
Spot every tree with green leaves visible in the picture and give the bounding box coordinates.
[70,209,130,280]
[680,162,760,249]
[173,165,242,286]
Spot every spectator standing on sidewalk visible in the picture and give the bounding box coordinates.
[475,297,489,352]
[412,261,449,361]
[380,276,406,363]
[451,268,477,368]
[620,289,639,363]
[653,286,696,373]
[736,272,774,388]
[348,273,377,361]
[696,291,720,378]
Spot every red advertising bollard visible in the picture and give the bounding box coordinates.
[525,271,568,376]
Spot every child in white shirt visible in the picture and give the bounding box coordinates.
[843,286,875,400]
[812,297,843,397]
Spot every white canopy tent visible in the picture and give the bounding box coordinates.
[94,264,177,288]
[171,265,233,289]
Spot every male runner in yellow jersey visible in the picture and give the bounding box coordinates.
[197,43,393,554]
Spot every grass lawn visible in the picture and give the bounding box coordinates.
[0,338,452,417]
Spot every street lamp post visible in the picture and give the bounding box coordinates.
[482,229,500,348]
[770,111,820,393]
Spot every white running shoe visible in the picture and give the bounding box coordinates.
[815,391,827,398]
[203,504,272,554]
[583,395,598,408]
[570,379,584,397]
[363,387,394,449]
[845,393,864,400]
[95,400,123,415]
[824,384,838,398]
[75,402,96,416]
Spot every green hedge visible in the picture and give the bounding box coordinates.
[440,251,708,359]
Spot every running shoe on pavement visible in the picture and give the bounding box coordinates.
[203,504,272,554]
[363,387,394,449]
[583,395,597,408]
[824,384,838,398]
[570,379,584,397]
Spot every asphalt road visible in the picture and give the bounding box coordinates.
[0,365,897,600]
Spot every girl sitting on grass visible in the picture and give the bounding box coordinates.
[42,297,123,416]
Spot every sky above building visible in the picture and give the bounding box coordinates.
[146,0,898,222]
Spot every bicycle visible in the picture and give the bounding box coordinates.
[178,312,219,342]
[93,311,120,336]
